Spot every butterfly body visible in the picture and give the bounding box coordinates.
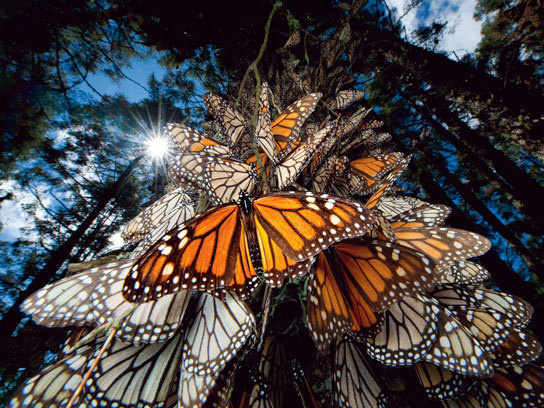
[123,191,375,303]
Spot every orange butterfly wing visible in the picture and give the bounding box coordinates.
[350,153,404,194]
[364,157,410,210]
[213,216,260,300]
[166,123,230,157]
[394,228,491,271]
[306,252,369,351]
[123,204,242,302]
[333,239,438,312]
[255,215,314,287]
[252,192,375,261]
[271,93,322,161]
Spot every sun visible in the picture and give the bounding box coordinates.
[145,135,170,159]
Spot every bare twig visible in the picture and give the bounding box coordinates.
[67,328,117,408]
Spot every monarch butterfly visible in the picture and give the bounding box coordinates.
[440,261,491,285]
[387,203,452,229]
[349,153,405,195]
[336,129,390,156]
[441,387,510,408]
[322,37,340,68]
[305,124,341,183]
[229,337,289,408]
[333,106,372,140]
[333,337,387,408]
[178,291,256,407]
[166,123,231,158]
[204,93,247,147]
[170,153,257,205]
[21,259,191,344]
[123,191,375,303]
[374,198,490,272]
[371,199,450,243]
[431,284,534,329]
[488,329,542,368]
[447,364,544,408]
[10,331,182,408]
[195,358,239,408]
[306,240,437,351]
[367,294,494,378]
[204,89,322,162]
[121,187,196,256]
[445,306,514,353]
[170,123,333,206]
[415,362,473,400]
[283,30,301,48]
[364,155,411,210]
[255,82,277,164]
[182,292,256,377]
[335,89,366,110]
[311,154,341,193]
[250,335,290,408]
[307,112,387,181]
[393,228,491,272]
[233,371,275,408]
[269,92,322,162]
[421,308,492,377]
[489,364,544,407]
[365,294,440,366]
[376,196,428,219]
[13,291,255,408]
[311,155,351,198]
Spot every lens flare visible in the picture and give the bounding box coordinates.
[145,136,170,158]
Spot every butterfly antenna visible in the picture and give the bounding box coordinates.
[67,327,118,408]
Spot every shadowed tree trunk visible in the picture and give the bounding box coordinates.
[351,21,544,158]
[405,90,544,231]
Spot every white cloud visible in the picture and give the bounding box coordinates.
[0,181,31,241]
[0,199,28,241]
[0,180,53,242]
[387,0,483,58]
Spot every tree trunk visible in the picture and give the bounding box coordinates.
[404,85,544,230]
[352,21,544,158]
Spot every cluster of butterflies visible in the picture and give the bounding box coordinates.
[10,86,543,408]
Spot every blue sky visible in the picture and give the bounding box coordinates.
[77,57,168,102]
[389,0,482,58]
